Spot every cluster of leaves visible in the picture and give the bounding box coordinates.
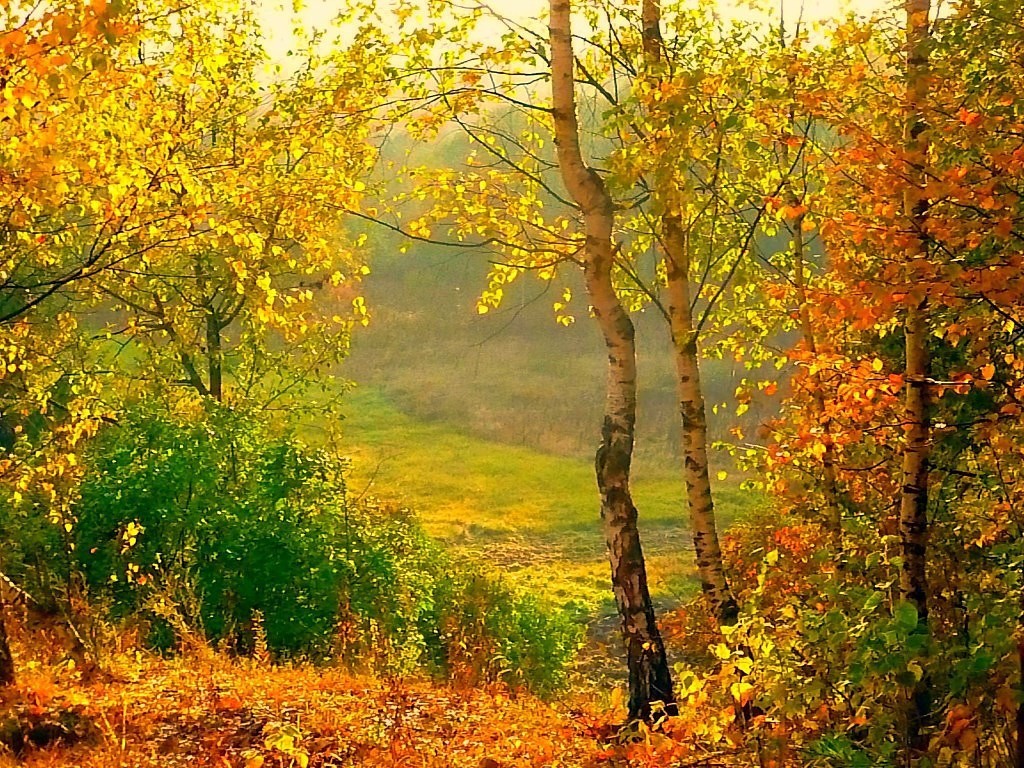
[0,0,398,532]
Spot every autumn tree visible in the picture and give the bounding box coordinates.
[356,0,683,717]
[87,2,384,415]
[0,0,391,684]
[633,0,740,622]
[897,0,933,750]
[720,0,1024,758]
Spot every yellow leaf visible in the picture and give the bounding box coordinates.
[908,661,924,682]
[610,686,624,711]
[871,357,883,372]
[730,681,754,704]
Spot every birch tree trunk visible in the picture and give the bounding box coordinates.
[641,0,737,624]
[663,217,738,623]
[900,0,932,753]
[549,0,674,720]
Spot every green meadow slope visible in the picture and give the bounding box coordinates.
[340,387,754,610]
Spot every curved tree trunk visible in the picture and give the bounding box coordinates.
[549,0,674,720]
[641,0,737,624]
[900,0,932,754]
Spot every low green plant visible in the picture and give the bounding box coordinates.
[425,564,581,696]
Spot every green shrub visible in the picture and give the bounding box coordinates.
[72,402,348,655]
[10,399,580,693]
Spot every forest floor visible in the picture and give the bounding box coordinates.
[0,633,740,768]
[0,642,608,768]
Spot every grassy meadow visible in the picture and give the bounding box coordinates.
[336,247,764,613]
[338,386,757,612]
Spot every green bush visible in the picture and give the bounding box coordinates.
[72,402,349,656]
[8,399,579,693]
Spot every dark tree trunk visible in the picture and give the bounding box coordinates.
[0,597,14,687]
[206,308,223,402]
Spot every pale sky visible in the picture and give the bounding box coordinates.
[257,0,890,67]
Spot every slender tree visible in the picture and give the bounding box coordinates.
[774,34,845,554]
[899,0,933,752]
[641,0,738,623]
[549,0,674,720]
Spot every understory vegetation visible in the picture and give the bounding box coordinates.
[2,401,580,695]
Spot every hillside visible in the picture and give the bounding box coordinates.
[344,245,776,463]
[339,387,755,607]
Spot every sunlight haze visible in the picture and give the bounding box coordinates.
[258,0,890,65]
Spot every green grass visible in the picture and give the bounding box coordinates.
[338,386,756,609]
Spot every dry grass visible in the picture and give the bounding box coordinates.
[0,613,754,768]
